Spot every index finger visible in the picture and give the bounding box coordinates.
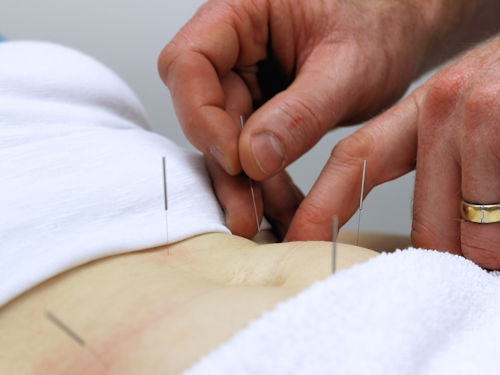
[158,0,269,175]
[285,90,421,241]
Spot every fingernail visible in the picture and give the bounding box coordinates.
[251,133,284,175]
[210,146,229,172]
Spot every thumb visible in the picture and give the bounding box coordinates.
[285,89,423,241]
[239,50,357,181]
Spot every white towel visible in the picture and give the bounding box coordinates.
[186,249,500,375]
[0,41,229,307]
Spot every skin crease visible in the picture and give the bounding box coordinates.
[0,232,410,375]
[158,0,500,267]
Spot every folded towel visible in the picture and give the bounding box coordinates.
[186,248,500,375]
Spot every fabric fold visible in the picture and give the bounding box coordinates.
[0,41,229,307]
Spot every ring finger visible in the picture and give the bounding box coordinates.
[460,88,500,269]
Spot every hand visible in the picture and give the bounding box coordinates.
[289,36,500,269]
[204,157,304,238]
[159,0,438,237]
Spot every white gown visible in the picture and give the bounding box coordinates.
[0,41,229,307]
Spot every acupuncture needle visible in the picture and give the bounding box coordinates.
[45,310,108,367]
[162,156,169,253]
[332,215,338,274]
[240,115,260,233]
[356,160,367,246]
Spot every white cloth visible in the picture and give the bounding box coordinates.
[4,41,500,375]
[0,41,229,307]
[186,249,500,375]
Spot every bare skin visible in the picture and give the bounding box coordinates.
[158,0,500,241]
[0,232,409,374]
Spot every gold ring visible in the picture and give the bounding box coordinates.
[461,200,500,224]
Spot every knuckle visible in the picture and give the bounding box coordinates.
[465,84,500,124]
[157,40,182,86]
[418,69,469,140]
[278,95,325,150]
[424,70,466,114]
[330,130,375,162]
